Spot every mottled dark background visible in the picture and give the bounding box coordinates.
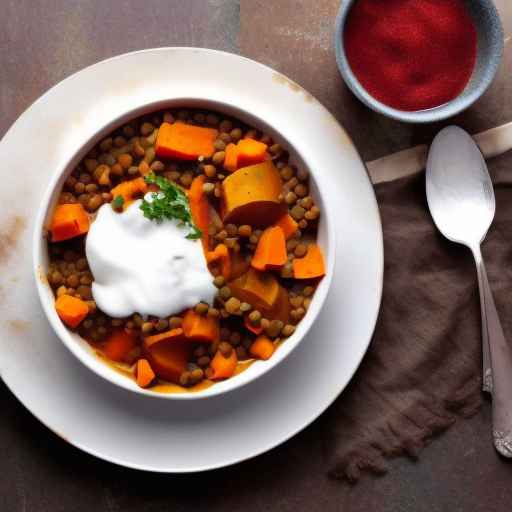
[2,1,512,510]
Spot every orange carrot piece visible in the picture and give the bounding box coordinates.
[223,143,239,172]
[103,329,137,362]
[50,204,90,242]
[292,244,326,279]
[55,294,89,328]
[155,122,218,160]
[182,310,220,343]
[206,243,231,280]
[236,139,268,167]
[244,315,263,335]
[275,213,298,240]
[136,358,156,388]
[188,175,210,250]
[145,340,190,383]
[110,177,148,209]
[251,226,287,271]
[143,328,185,349]
[249,335,275,360]
[210,349,238,380]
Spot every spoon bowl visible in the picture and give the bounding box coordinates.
[426,126,495,249]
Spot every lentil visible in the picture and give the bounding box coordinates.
[140,122,154,136]
[229,128,242,142]
[294,184,308,197]
[248,310,261,325]
[213,276,226,288]
[239,302,252,313]
[212,151,225,165]
[238,225,252,237]
[265,320,283,338]
[285,191,297,205]
[195,302,209,315]
[282,324,296,337]
[207,307,220,318]
[202,182,215,194]
[225,297,241,314]
[269,143,282,155]
[169,316,183,328]
[155,318,169,331]
[203,164,217,178]
[150,160,165,172]
[290,205,306,220]
[214,139,226,151]
[142,322,154,334]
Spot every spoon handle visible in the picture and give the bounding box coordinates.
[473,246,512,457]
[474,255,493,393]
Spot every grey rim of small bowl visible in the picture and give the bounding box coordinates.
[334,0,504,124]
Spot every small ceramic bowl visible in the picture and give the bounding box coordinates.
[33,99,335,400]
[334,0,504,123]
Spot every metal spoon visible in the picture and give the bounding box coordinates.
[426,125,512,457]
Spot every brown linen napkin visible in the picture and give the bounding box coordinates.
[324,150,512,482]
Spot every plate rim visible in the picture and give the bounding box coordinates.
[1,47,384,472]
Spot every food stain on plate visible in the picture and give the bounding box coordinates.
[0,216,26,264]
[272,73,314,102]
[6,319,31,333]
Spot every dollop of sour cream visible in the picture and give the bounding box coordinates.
[85,199,216,319]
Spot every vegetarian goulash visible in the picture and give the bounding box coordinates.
[46,110,326,391]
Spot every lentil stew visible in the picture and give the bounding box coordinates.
[46,108,326,392]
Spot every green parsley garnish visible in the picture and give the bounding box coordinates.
[140,173,202,240]
[111,195,125,210]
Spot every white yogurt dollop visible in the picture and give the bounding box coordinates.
[85,199,216,318]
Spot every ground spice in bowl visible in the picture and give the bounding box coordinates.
[344,0,478,112]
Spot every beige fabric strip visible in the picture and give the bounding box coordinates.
[366,121,512,185]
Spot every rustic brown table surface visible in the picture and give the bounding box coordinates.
[2,1,512,510]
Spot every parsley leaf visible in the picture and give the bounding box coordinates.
[140,173,202,240]
[111,195,125,210]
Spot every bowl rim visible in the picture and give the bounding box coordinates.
[334,0,505,124]
[33,97,336,401]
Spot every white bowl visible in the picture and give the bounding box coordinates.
[33,98,336,400]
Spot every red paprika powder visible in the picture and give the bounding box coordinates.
[344,0,477,111]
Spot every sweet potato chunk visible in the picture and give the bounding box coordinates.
[292,244,326,279]
[249,336,275,360]
[55,294,89,328]
[182,310,220,343]
[222,161,285,227]
[143,328,185,349]
[229,268,280,312]
[275,213,298,240]
[210,349,238,380]
[103,329,137,362]
[136,359,156,388]
[188,175,210,251]
[50,204,90,242]
[155,122,218,160]
[144,340,190,383]
[110,177,148,210]
[251,226,287,271]
[236,138,268,167]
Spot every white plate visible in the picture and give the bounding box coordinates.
[0,48,383,472]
